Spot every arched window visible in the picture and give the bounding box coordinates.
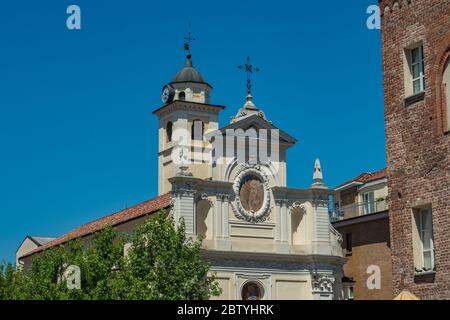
[178,91,186,101]
[443,58,450,131]
[241,281,264,300]
[191,119,204,141]
[166,121,173,142]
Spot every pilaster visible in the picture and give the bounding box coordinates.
[275,198,289,253]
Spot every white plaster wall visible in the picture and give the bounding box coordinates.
[210,269,314,300]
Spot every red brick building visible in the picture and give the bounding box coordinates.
[380,0,450,299]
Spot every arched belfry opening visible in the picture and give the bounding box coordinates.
[166,121,173,142]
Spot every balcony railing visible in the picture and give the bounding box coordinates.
[329,198,389,222]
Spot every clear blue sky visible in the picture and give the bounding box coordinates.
[0,0,385,263]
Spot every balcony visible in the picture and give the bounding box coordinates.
[329,197,389,222]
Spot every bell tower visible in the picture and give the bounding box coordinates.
[153,48,225,195]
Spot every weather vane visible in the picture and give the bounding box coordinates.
[184,32,195,53]
[238,56,260,95]
[183,17,195,56]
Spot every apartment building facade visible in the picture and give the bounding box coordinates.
[331,169,393,300]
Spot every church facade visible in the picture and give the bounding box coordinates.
[153,53,345,300]
[17,52,345,300]
[15,0,450,300]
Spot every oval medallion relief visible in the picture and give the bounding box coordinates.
[231,164,271,223]
[239,175,264,212]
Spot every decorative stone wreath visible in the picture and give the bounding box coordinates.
[231,164,271,223]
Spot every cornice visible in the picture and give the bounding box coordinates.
[201,249,346,266]
[272,186,330,200]
[152,100,225,117]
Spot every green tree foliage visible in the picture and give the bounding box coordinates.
[0,211,220,300]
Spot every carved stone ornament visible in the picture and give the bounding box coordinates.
[312,193,329,207]
[167,197,176,217]
[329,223,343,244]
[197,193,214,207]
[288,201,307,216]
[311,273,335,293]
[231,164,271,223]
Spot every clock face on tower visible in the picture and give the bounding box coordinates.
[161,85,175,104]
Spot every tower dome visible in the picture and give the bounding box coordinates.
[164,54,212,104]
[171,54,208,85]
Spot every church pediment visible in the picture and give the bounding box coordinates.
[207,114,297,146]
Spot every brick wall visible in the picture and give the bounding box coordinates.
[335,215,393,300]
[380,0,450,299]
